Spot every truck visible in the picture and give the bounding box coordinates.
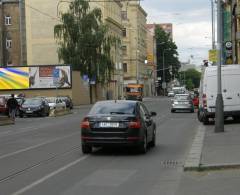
[198,64,240,124]
[125,84,144,101]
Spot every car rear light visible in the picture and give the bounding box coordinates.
[81,117,90,129]
[203,94,207,108]
[129,118,141,129]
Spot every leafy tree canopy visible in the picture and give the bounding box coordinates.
[179,68,201,90]
[54,0,118,84]
[155,26,180,83]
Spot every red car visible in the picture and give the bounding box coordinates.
[0,96,9,115]
[192,95,199,107]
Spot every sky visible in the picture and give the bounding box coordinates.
[140,0,213,65]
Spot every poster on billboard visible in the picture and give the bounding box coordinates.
[0,65,71,90]
[0,67,29,90]
[29,65,71,89]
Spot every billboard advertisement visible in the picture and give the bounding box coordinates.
[0,67,29,90]
[0,65,71,90]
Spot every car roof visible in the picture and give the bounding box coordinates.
[95,100,138,104]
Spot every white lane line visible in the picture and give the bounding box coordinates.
[11,155,88,195]
[0,122,67,138]
[0,132,79,160]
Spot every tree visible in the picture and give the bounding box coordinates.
[179,69,201,90]
[155,26,180,84]
[54,0,117,103]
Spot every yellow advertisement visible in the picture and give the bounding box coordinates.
[0,67,29,90]
[209,49,218,62]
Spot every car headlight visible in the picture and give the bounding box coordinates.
[173,101,178,105]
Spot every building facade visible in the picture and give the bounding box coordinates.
[146,26,157,96]
[121,1,147,87]
[0,0,26,66]
[146,23,173,40]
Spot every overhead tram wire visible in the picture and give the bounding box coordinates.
[22,0,143,22]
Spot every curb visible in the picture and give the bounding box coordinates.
[0,116,14,126]
[49,108,72,117]
[184,125,205,171]
[199,163,240,171]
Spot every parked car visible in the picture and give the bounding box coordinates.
[198,64,240,124]
[167,91,175,97]
[0,95,10,115]
[46,97,66,110]
[81,100,157,154]
[15,97,25,117]
[171,94,194,113]
[19,98,50,117]
[192,94,199,108]
[58,96,73,109]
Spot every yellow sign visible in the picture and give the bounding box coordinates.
[147,54,154,64]
[208,49,218,62]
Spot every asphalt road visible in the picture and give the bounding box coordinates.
[0,97,200,195]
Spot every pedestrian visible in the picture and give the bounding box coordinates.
[7,94,18,122]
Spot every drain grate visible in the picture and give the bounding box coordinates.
[160,160,183,168]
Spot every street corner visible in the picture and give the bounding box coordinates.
[0,115,14,126]
[184,125,206,171]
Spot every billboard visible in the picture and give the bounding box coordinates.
[0,65,71,90]
[0,67,29,90]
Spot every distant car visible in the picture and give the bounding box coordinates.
[58,96,73,109]
[171,94,194,113]
[167,91,175,97]
[46,97,66,110]
[81,100,157,154]
[19,98,50,117]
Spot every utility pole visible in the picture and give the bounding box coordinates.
[215,0,224,133]
[211,0,216,49]
[162,48,171,96]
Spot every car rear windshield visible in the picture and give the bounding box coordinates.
[23,98,42,105]
[89,101,136,115]
[175,95,190,100]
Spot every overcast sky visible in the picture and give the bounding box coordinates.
[140,0,213,65]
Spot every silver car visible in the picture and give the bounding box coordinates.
[171,94,194,113]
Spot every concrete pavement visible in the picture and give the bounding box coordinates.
[184,119,240,171]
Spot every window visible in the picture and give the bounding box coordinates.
[123,63,127,73]
[122,28,126,37]
[6,39,12,49]
[121,11,127,20]
[5,16,11,25]
[122,45,127,55]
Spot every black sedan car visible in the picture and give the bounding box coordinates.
[19,98,50,117]
[81,100,157,154]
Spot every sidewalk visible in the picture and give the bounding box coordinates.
[184,120,240,171]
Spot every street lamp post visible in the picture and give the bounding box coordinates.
[215,0,224,133]
[162,48,171,96]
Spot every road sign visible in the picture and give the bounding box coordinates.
[53,69,60,86]
[208,49,218,62]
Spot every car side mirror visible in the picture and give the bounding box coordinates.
[150,111,157,117]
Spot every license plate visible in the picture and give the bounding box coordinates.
[99,122,119,128]
[26,110,33,113]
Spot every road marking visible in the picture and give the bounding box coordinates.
[0,132,79,160]
[11,155,89,195]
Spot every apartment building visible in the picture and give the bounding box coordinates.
[0,0,26,66]
[146,26,157,96]
[121,1,147,87]
[146,23,173,40]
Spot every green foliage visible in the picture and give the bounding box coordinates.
[155,26,180,83]
[54,0,117,84]
[179,69,201,89]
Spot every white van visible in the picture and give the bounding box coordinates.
[198,64,240,124]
